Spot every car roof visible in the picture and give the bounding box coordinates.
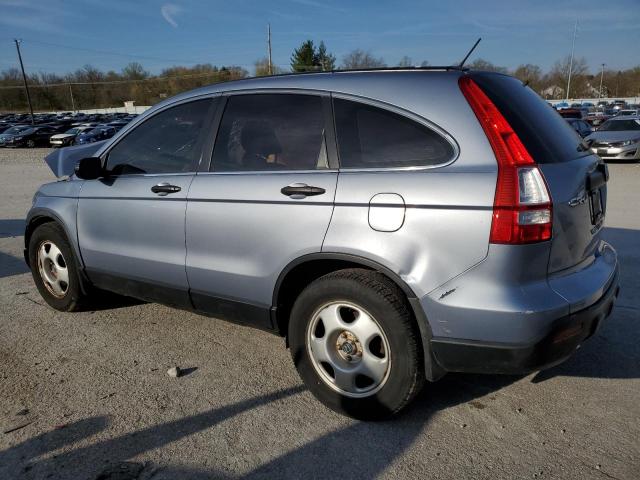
[160,68,466,103]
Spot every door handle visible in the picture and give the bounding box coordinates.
[151,183,181,196]
[280,183,326,199]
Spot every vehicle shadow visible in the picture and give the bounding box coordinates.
[0,377,520,480]
[0,251,30,279]
[0,219,25,239]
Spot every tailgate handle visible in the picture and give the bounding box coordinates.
[587,163,608,191]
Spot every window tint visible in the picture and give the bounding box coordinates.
[106,99,212,175]
[212,94,327,172]
[471,73,587,163]
[333,99,454,169]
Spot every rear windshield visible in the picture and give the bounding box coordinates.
[471,73,587,163]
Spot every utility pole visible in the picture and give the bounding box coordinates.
[565,18,577,102]
[14,39,34,124]
[599,63,605,99]
[267,23,273,75]
[68,84,76,112]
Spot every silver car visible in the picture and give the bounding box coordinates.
[586,116,640,162]
[25,69,619,419]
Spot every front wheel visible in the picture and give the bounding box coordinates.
[29,222,91,311]
[289,269,424,419]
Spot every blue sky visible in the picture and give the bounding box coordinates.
[0,0,638,75]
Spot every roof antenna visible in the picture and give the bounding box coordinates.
[459,37,481,67]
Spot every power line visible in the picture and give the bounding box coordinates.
[0,69,251,90]
[19,39,202,65]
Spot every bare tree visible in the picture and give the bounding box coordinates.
[513,64,543,92]
[397,56,413,67]
[122,62,149,80]
[549,55,590,98]
[341,49,386,69]
[254,57,285,77]
[467,58,508,74]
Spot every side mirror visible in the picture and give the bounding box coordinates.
[74,157,104,180]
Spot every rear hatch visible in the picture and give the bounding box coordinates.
[471,72,607,273]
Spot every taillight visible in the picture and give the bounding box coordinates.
[459,76,552,244]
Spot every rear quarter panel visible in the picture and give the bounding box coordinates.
[323,74,498,299]
[323,170,496,298]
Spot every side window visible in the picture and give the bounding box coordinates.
[106,99,213,175]
[334,98,455,169]
[211,94,327,172]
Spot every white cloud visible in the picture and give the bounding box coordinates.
[160,3,182,28]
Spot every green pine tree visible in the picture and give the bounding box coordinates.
[314,41,336,71]
[291,40,317,72]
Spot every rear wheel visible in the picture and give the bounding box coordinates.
[289,269,424,419]
[29,223,91,311]
[26,139,36,148]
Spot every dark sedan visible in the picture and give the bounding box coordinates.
[74,126,117,145]
[0,125,63,147]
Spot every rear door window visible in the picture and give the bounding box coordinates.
[211,94,328,172]
[333,98,454,169]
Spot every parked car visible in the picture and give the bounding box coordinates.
[585,111,611,127]
[558,108,584,119]
[0,124,61,147]
[26,70,619,419]
[554,101,570,110]
[0,123,19,134]
[566,118,593,137]
[586,116,640,162]
[74,126,117,145]
[50,126,96,147]
[612,101,627,112]
[616,109,639,117]
[106,120,130,131]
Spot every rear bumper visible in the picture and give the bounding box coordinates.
[430,266,619,375]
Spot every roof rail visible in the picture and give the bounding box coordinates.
[245,65,468,81]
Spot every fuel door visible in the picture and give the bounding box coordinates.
[368,193,406,232]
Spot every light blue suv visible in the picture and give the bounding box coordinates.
[26,69,619,418]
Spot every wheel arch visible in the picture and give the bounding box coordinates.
[24,209,91,294]
[272,253,445,382]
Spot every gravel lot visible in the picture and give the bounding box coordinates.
[0,148,638,480]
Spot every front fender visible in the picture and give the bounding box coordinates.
[26,198,82,271]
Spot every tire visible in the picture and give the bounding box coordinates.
[26,139,35,148]
[28,222,90,312]
[289,268,424,420]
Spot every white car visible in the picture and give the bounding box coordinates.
[49,126,94,147]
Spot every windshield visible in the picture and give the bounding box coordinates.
[4,126,33,135]
[599,119,640,131]
[65,128,81,134]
